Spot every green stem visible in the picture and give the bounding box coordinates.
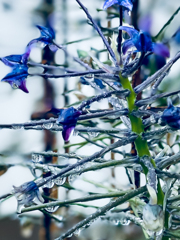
[119,74,164,205]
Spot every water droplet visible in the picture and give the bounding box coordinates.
[12,82,19,89]
[69,152,76,157]
[158,117,162,125]
[156,229,163,236]
[45,205,59,213]
[84,222,91,228]
[68,174,77,183]
[73,130,79,136]
[74,228,82,237]
[112,219,120,226]
[121,219,130,226]
[43,165,49,172]
[32,154,43,163]
[150,115,156,124]
[17,203,24,213]
[75,165,83,172]
[67,233,73,238]
[43,179,54,189]
[88,131,99,138]
[12,125,24,130]
[54,177,66,186]
[43,122,53,130]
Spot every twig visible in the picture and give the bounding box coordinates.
[153,6,180,40]
[21,190,132,213]
[75,0,118,66]
[37,135,137,188]
[77,90,129,110]
[29,69,105,78]
[55,186,147,240]
[134,52,180,94]
[136,89,180,107]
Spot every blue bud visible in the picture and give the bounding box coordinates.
[57,107,82,142]
[161,101,180,129]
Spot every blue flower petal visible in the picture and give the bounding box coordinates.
[122,39,134,54]
[103,0,119,9]
[152,43,170,58]
[161,102,180,129]
[0,46,31,67]
[57,107,82,141]
[36,25,55,40]
[57,107,82,125]
[1,64,29,93]
[62,125,75,142]
[1,55,22,65]
[119,26,168,56]
[138,14,152,33]
[103,0,133,11]
[94,78,106,89]
[80,77,90,85]
[119,26,139,39]
[27,25,56,49]
[13,181,38,194]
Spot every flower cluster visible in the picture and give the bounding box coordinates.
[12,181,43,213]
[0,25,56,93]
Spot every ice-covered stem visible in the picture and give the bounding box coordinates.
[119,74,164,204]
[21,189,133,213]
[75,0,118,66]
[37,135,137,188]
[55,186,147,240]
[134,52,180,94]
[77,90,129,110]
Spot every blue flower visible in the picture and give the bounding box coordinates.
[1,64,29,93]
[28,25,58,52]
[119,26,170,57]
[57,107,82,142]
[161,101,180,129]
[13,181,44,213]
[80,77,106,89]
[0,46,31,67]
[103,0,133,12]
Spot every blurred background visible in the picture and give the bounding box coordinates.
[0,0,180,239]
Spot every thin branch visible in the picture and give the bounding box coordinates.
[37,135,137,188]
[77,90,129,110]
[55,186,147,240]
[21,190,132,213]
[75,0,118,66]
[134,52,180,94]
[0,109,128,130]
[136,89,180,107]
[29,69,105,78]
[53,42,92,70]
[153,6,180,40]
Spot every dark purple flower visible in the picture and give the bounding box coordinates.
[27,25,58,52]
[1,64,29,93]
[103,0,133,12]
[161,100,180,129]
[57,107,82,142]
[0,46,31,67]
[119,26,170,57]
[13,181,44,213]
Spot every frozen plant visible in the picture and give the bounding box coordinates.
[0,1,180,240]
